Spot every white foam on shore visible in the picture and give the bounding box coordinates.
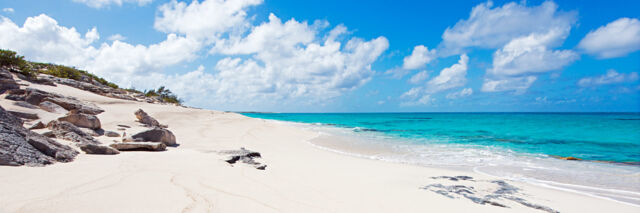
[262,118,640,206]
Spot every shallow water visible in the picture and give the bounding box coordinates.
[242,112,640,205]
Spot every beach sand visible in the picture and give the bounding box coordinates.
[0,82,638,212]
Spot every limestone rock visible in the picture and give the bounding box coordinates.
[46,120,99,144]
[0,106,78,166]
[29,121,46,130]
[13,101,39,109]
[109,142,166,151]
[8,111,39,120]
[39,101,67,114]
[134,109,164,127]
[79,143,120,155]
[42,97,104,115]
[131,128,176,146]
[104,131,120,137]
[58,113,101,130]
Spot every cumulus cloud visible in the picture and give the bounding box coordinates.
[0,15,100,66]
[107,34,126,41]
[488,29,578,77]
[0,0,389,110]
[440,1,576,54]
[578,18,640,59]
[446,88,473,99]
[400,54,469,105]
[481,76,537,94]
[408,70,429,84]
[402,45,436,70]
[578,69,639,87]
[72,0,153,8]
[2,8,14,13]
[426,54,469,93]
[154,0,262,41]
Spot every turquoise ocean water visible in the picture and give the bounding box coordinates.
[243,112,640,204]
[243,113,640,163]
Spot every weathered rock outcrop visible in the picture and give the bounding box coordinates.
[110,142,166,151]
[8,111,39,120]
[43,97,104,115]
[131,128,176,146]
[134,109,164,127]
[0,106,78,166]
[0,69,19,94]
[38,101,67,114]
[58,112,101,130]
[79,143,120,155]
[46,120,99,145]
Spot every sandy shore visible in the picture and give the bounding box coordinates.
[0,82,638,212]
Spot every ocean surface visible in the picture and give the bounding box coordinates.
[242,112,640,205]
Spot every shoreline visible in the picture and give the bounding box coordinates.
[1,81,639,212]
[271,119,640,207]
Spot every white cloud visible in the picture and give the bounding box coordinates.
[481,76,537,94]
[488,29,578,76]
[446,88,473,99]
[154,0,262,41]
[426,54,469,93]
[402,45,435,70]
[2,8,14,13]
[408,70,429,84]
[107,34,126,41]
[440,1,576,54]
[578,18,640,59]
[578,69,639,87]
[401,94,434,106]
[0,2,389,110]
[72,0,153,8]
[0,14,100,66]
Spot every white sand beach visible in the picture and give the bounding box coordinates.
[0,78,638,213]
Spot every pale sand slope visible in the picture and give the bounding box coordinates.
[0,82,638,213]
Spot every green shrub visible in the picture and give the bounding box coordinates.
[0,49,36,77]
[145,86,182,104]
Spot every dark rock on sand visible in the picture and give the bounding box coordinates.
[220,147,266,170]
[104,131,120,137]
[109,142,166,151]
[29,121,46,130]
[0,106,78,166]
[39,101,67,114]
[43,97,104,115]
[79,143,120,155]
[134,109,164,127]
[46,120,99,145]
[58,112,101,130]
[131,127,176,146]
[8,111,39,120]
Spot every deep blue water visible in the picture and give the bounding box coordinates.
[242,113,640,164]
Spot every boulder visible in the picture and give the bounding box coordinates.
[13,101,39,109]
[79,143,120,155]
[58,113,101,129]
[1,106,78,166]
[131,128,176,146]
[134,109,163,127]
[29,121,46,130]
[109,142,166,151]
[8,111,39,120]
[104,131,120,137]
[42,97,104,115]
[0,72,19,94]
[39,101,68,114]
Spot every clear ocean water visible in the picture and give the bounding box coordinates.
[242,112,640,204]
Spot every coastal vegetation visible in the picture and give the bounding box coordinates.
[0,49,181,105]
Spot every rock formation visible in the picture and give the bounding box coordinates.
[110,142,166,151]
[0,106,78,166]
[131,128,176,146]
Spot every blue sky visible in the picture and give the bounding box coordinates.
[0,0,639,112]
